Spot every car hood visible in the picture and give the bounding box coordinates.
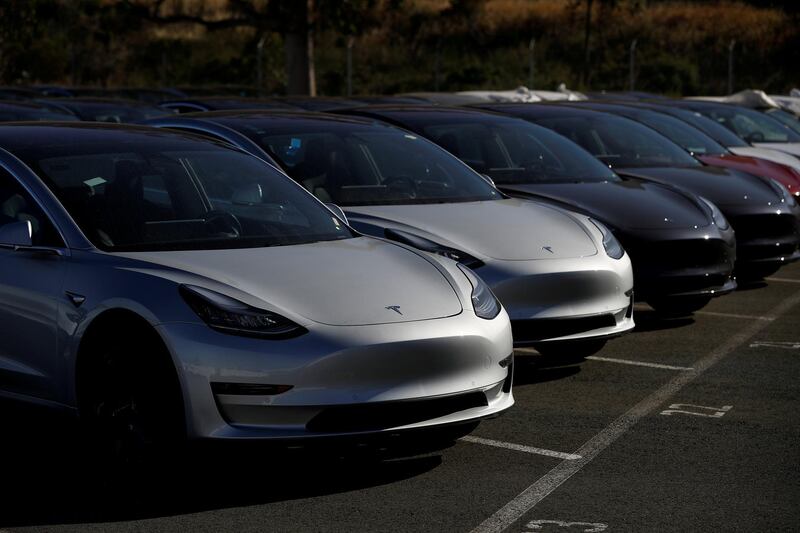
[345,198,597,261]
[729,146,800,175]
[753,142,800,158]
[616,166,780,208]
[116,237,463,326]
[498,177,710,231]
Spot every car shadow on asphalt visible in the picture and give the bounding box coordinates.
[632,309,695,332]
[0,399,444,528]
[512,353,582,386]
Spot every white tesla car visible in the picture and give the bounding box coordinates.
[0,123,514,459]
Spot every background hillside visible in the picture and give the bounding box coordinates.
[0,0,796,96]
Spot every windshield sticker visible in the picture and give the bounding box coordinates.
[84,177,107,187]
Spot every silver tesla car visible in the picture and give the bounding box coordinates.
[0,123,513,458]
[146,112,635,357]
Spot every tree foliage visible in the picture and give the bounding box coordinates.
[0,0,795,95]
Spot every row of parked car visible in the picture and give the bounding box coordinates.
[0,86,799,462]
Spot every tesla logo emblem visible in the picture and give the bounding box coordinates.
[542,246,554,254]
[385,305,403,315]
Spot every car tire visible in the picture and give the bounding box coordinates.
[647,295,712,316]
[79,327,184,469]
[533,339,607,360]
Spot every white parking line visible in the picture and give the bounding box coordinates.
[470,289,800,533]
[585,356,693,371]
[766,277,800,283]
[695,311,773,321]
[461,436,582,461]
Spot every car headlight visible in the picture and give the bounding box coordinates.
[457,264,501,320]
[180,285,307,339]
[767,179,797,208]
[384,228,484,268]
[698,197,730,230]
[589,219,625,259]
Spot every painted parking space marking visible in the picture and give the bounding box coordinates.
[660,403,732,418]
[470,289,800,533]
[585,356,693,371]
[524,519,608,532]
[461,436,582,461]
[766,277,800,283]
[695,311,773,321]
[750,340,800,349]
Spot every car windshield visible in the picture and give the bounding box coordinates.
[413,116,619,184]
[764,108,800,136]
[533,114,702,168]
[619,109,728,156]
[16,137,353,251]
[70,103,169,123]
[690,105,800,143]
[231,119,502,206]
[0,107,79,121]
[657,107,750,148]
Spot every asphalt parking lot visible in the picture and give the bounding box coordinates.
[2,263,800,533]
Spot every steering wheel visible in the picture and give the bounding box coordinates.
[203,210,242,237]
[384,175,418,198]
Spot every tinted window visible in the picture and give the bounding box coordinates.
[693,105,800,143]
[659,108,749,148]
[623,110,728,155]
[71,104,168,123]
[0,108,78,122]
[0,168,63,247]
[414,117,618,184]
[533,114,702,168]
[231,120,501,206]
[764,108,800,136]
[16,141,352,251]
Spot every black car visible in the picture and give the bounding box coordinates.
[336,105,737,313]
[475,103,800,280]
[37,97,169,123]
[0,100,80,122]
[159,97,298,114]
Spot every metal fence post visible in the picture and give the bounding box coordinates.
[346,36,354,97]
[728,39,736,94]
[629,39,637,91]
[528,37,535,89]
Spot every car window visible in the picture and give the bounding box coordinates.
[0,168,64,247]
[414,118,618,184]
[624,111,728,155]
[694,106,800,143]
[658,108,749,148]
[533,114,702,168]
[230,120,501,206]
[17,142,352,252]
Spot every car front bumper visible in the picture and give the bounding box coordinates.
[156,311,513,440]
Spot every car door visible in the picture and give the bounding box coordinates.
[0,167,67,402]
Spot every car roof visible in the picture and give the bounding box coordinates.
[38,97,157,108]
[175,109,383,128]
[475,102,610,119]
[339,104,520,122]
[0,122,234,152]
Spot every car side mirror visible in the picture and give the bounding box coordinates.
[325,203,348,225]
[0,220,33,247]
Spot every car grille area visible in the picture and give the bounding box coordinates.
[305,391,489,433]
[511,313,617,344]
